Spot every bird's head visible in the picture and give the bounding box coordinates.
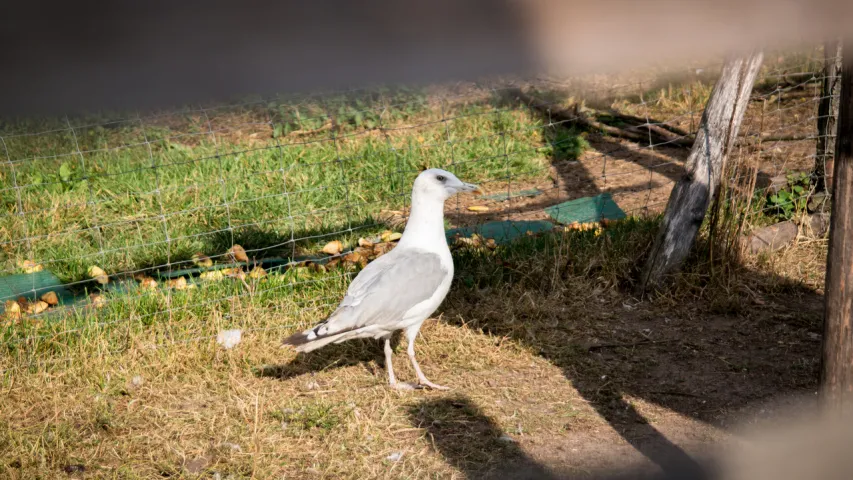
[413,168,480,201]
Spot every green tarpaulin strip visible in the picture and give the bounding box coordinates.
[0,270,75,313]
[446,220,554,245]
[0,220,565,315]
[157,258,294,280]
[544,193,626,225]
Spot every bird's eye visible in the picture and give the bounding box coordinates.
[436,175,446,182]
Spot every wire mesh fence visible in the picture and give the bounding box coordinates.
[0,44,839,373]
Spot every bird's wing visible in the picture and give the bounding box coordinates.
[309,249,448,338]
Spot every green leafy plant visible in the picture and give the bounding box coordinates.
[545,129,589,161]
[57,162,87,192]
[765,172,811,220]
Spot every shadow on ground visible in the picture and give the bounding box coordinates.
[255,332,405,382]
[435,234,822,478]
[264,224,823,478]
[407,396,724,480]
[407,396,556,480]
[252,86,823,478]
[448,86,690,227]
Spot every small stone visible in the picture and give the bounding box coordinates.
[130,375,144,387]
[386,452,403,462]
[90,294,107,308]
[26,300,49,315]
[321,240,343,256]
[372,242,395,257]
[248,266,267,279]
[199,270,225,282]
[192,252,213,268]
[138,276,158,290]
[343,251,367,268]
[63,464,86,474]
[216,329,242,349]
[183,456,211,474]
[807,192,830,214]
[807,213,830,238]
[764,174,789,195]
[87,265,109,285]
[19,260,43,273]
[4,300,21,314]
[219,442,242,453]
[166,277,188,290]
[742,221,798,254]
[220,267,242,278]
[325,258,341,270]
[227,245,249,263]
[40,291,59,306]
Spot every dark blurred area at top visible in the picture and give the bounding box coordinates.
[1,0,851,116]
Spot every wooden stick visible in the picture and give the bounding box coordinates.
[639,51,764,293]
[815,40,843,193]
[820,39,853,412]
[506,88,691,147]
[605,110,693,137]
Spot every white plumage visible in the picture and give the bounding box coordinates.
[283,168,478,390]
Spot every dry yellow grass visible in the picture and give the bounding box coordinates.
[0,224,829,479]
[0,311,598,479]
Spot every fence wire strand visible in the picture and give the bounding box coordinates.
[0,45,841,374]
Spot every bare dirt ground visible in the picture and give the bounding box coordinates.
[432,242,825,479]
[445,64,821,230]
[371,69,829,478]
[449,136,689,228]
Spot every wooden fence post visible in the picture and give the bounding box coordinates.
[820,39,853,412]
[639,51,764,293]
[815,40,843,193]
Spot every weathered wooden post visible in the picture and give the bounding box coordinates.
[639,51,764,292]
[815,40,843,193]
[820,39,853,412]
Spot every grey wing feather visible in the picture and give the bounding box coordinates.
[316,249,448,336]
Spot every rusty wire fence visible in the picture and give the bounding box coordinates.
[0,44,838,372]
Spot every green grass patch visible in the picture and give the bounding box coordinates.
[0,89,572,285]
[270,401,348,434]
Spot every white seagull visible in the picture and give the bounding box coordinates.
[283,168,478,390]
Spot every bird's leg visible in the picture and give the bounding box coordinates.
[384,336,414,390]
[405,327,450,390]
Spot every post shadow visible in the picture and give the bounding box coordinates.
[408,395,719,479]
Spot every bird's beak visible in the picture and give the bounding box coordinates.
[460,183,482,195]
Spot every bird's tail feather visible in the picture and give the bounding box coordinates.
[282,318,367,353]
[281,329,314,348]
[283,330,349,353]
